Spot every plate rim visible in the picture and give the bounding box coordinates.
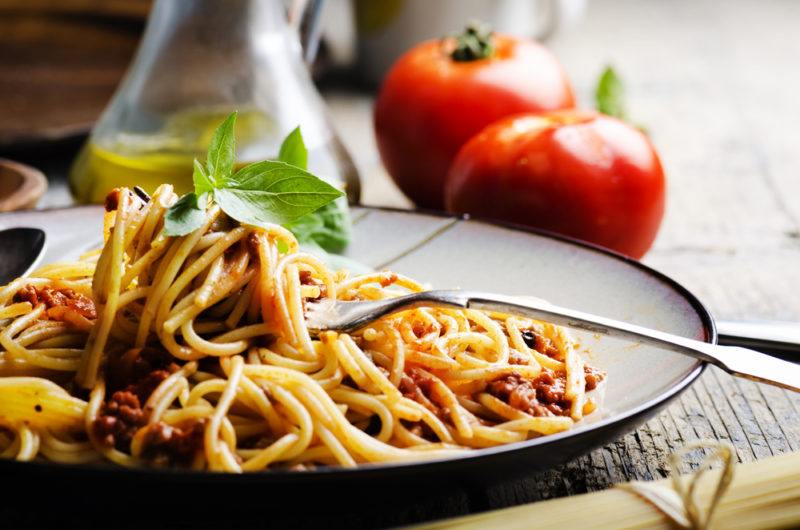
[0,204,714,480]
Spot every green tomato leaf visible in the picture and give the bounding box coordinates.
[277,126,308,170]
[216,160,345,228]
[205,111,237,186]
[193,158,215,196]
[286,199,351,253]
[164,192,207,237]
[595,66,626,120]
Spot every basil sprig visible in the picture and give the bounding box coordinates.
[163,113,345,239]
[277,126,308,170]
[279,127,352,253]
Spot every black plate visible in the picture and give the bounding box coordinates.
[0,206,714,528]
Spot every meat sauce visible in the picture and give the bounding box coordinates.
[584,364,603,391]
[487,372,568,416]
[104,189,120,212]
[142,419,206,467]
[399,367,450,419]
[299,270,327,301]
[520,329,562,359]
[397,367,451,440]
[104,346,179,397]
[93,347,182,456]
[93,390,146,449]
[487,365,605,417]
[15,285,97,322]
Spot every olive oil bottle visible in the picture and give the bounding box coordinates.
[69,0,359,205]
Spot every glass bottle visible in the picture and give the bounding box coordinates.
[69,0,359,204]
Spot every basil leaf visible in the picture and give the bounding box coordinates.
[286,199,351,253]
[276,126,351,250]
[164,192,207,236]
[206,111,237,186]
[216,160,344,227]
[595,66,626,120]
[193,159,215,196]
[285,209,324,235]
[277,126,308,170]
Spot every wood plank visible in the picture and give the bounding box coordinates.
[692,373,756,462]
[735,379,795,456]
[760,387,800,451]
[709,370,775,461]
[640,418,672,479]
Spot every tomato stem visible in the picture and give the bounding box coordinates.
[450,21,494,62]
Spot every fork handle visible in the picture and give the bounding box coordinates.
[423,290,800,392]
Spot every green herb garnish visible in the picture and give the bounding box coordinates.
[213,160,342,228]
[277,127,352,253]
[204,111,237,188]
[277,126,308,170]
[163,190,207,237]
[595,65,626,120]
[163,113,346,242]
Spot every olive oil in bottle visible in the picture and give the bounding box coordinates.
[69,144,197,203]
[69,108,359,204]
[68,109,273,203]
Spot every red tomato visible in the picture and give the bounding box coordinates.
[444,110,666,259]
[374,31,574,209]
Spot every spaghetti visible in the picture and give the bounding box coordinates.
[0,185,603,471]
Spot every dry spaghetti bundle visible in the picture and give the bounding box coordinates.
[0,185,602,471]
[412,445,800,530]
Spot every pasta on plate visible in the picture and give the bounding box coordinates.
[0,186,603,471]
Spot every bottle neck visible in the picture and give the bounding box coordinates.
[100,0,303,125]
[144,0,295,56]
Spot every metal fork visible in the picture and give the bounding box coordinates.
[306,290,800,392]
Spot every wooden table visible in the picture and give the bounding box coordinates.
[23,0,800,526]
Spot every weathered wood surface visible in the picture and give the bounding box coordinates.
[324,0,800,514]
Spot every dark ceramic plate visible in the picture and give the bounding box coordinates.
[0,206,713,523]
